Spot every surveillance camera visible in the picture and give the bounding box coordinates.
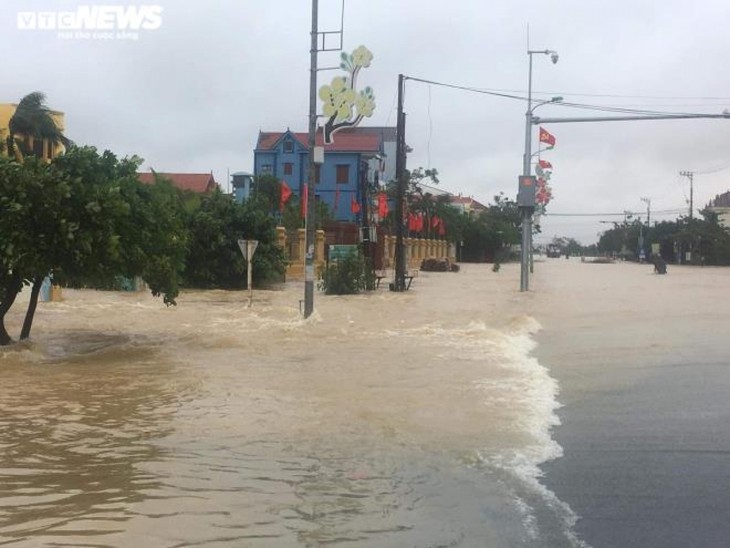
[551,52,559,64]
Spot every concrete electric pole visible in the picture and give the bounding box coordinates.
[640,196,651,226]
[679,171,694,220]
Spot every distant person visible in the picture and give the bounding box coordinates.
[653,255,667,275]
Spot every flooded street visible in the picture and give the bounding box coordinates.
[1,264,578,547]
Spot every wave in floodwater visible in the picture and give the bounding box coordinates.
[0,265,586,547]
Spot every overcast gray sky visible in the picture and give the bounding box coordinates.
[5,0,730,244]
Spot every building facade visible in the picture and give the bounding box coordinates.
[231,171,254,202]
[708,191,730,227]
[253,127,395,222]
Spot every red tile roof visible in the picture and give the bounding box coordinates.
[137,172,218,194]
[257,129,381,153]
[450,196,487,210]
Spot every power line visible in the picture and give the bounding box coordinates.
[457,86,730,102]
[692,159,730,175]
[545,208,686,217]
[404,76,728,119]
[405,76,527,102]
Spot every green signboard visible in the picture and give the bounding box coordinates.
[328,245,358,262]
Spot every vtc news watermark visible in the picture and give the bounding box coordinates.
[17,5,163,41]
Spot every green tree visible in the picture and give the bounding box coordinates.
[597,220,643,258]
[460,193,520,262]
[549,236,584,256]
[184,189,287,288]
[0,157,52,343]
[0,147,186,345]
[250,174,281,213]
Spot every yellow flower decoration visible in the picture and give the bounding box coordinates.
[355,93,375,117]
[351,45,373,68]
[319,78,357,122]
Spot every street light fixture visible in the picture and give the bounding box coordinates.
[520,49,559,292]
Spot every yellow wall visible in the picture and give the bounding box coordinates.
[0,103,66,160]
[0,104,14,150]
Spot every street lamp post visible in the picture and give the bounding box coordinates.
[521,48,558,292]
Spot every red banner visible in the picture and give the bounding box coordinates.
[378,192,389,218]
[539,127,556,147]
[280,181,292,212]
[351,196,361,214]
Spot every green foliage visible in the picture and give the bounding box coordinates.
[184,189,287,288]
[318,252,372,295]
[548,236,586,256]
[249,174,333,232]
[459,193,521,262]
[0,146,188,343]
[385,166,439,202]
[45,147,188,304]
[250,174,281,213]
[597,212,730,265]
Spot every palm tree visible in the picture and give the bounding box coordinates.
[6,91,70,162]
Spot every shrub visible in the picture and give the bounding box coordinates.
[318,253,373,294]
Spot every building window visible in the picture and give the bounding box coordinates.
[261,164,272,174]
[284,140,294,153]
[315,164,321,184]
[336,164,349,184]
[283,162,293,175]
[46,141,54,160]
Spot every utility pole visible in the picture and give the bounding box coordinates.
[359,159,374,289]
[640,196,651,226]
[302,0,319,318]
[679,170,694,220]
[392,74,407,291]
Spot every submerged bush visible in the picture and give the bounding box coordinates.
[318,253,374,295]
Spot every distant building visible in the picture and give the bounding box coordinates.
[137,172,218,194]
[449,195,488,215]
[231,171,255,202]
[0,102,66,161]
[707,191,730,227]
[414,184,488,216]
[253,127,394,221]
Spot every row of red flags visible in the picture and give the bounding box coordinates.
[280,181,390,218]
[279,181,445,234]
[408,212,446,235]
[537,127,556,207]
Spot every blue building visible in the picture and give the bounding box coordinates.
[252,127,395,221]
[231,171,254,202]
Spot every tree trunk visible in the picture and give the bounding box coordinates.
[20,276,43,341]
[0,274,22,346]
